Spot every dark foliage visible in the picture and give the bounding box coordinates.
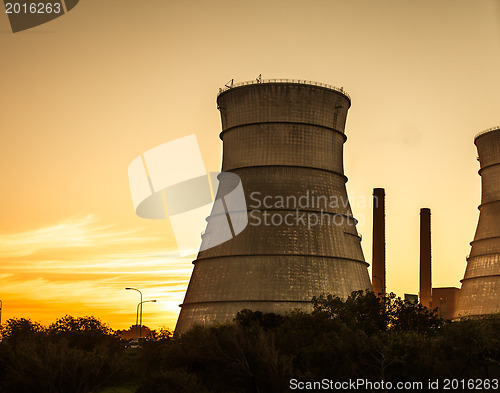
[234,309,284,330]
[0,316,127,393]
[135,292,500,392]
[311,290,443,334]
[1,293,499,393]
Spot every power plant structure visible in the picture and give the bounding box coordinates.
[419,208,432,308]
[175,79,373,333]
[455,127,500,318]
[372,188,386,296]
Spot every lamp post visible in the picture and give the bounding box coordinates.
[125,288,142,338]
[137,300,156,337]
[0,299,2,325]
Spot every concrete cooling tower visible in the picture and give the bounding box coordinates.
[455,127,500,318]
[175,79,372,333]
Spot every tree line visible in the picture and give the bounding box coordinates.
[0,291,499,393]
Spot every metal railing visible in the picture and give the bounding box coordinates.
[218,78,351,100]
[474,126,500,140]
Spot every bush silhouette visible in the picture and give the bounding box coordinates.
[0,316,125,393]
[1,294,499,393]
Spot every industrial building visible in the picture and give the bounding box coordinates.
[433,287,460,319]
[174,80,498,333]
[405,288,460,320]
[455,127,500,318]
[417,207,460,319]
[373,197,460,319]
[175,79,372,333]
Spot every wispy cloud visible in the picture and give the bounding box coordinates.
[0,215,195,329]
[0,215,162,257]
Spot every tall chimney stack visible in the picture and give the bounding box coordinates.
[372,188,386,296]
[419,208,432,308]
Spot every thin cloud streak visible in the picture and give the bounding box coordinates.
[0,215,162,257]
[0,215,196,329]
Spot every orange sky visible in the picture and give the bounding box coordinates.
[1,0,499,330]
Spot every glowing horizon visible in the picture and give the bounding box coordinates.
[0,215,192,330]
[1,0,499,330]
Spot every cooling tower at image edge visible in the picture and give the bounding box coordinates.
[175,79,373,333]
[455,127,500,318]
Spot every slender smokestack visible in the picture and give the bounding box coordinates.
[372,188,386,296]
[419,208,432,308]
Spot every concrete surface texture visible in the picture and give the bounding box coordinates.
[175,80,372,334]
[455,128,500,318]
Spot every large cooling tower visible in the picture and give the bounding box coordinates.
[175,79,372,333]
[455,127,500,318]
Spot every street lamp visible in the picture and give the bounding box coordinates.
[0,299,2,325]
[125,288,142,338]
[137,300,156,338]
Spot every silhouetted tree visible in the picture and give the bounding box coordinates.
[0,317,44,345]
[0,316,125,393]
[312,290,443,334]
[235,309,284,330]
[47,315,119,351]
[1,295,498,392]
[117,324,157,340]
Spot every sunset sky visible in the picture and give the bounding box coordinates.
[1,0,499,330]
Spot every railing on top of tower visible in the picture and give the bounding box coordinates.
[218,78,351,101]
[474,126,500,140]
